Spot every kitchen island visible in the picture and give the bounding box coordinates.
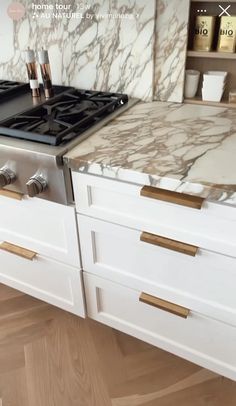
[64,101,236,381]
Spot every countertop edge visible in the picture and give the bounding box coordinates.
[65,157,236,207]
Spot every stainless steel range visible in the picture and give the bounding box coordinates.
[0,81,137,204]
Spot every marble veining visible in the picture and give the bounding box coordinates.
[65,101,236,206]
[154,0,190,103]
[0,0,155,100]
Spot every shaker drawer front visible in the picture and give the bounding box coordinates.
[73,173,236,258]
[78,215,236,326]
[0,194,80,267]
[84,273,236,381]
[0,246,85,317]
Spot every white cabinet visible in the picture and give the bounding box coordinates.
[73,171,236,380]
[0,192,85,317]
[84,273,236,381]
[0,193,80,267]
[0,247,85,317]
[73,172,236,258]
[78,215,236,326]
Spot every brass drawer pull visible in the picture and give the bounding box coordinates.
[140,186,204,210]
[140,231,198,257]
[0,190,23,201]
[139,292,190,319]
[0,242,37,261]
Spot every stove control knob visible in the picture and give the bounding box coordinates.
[26,175,47,198]
[0,167,16,188]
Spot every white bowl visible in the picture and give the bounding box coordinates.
[203,72,227,88]
[202,88,224,102]
[202,83,225,91]
[203,76,226,86]
[206,70,228,78]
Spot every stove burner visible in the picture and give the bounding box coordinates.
[0,89,128,146]
[0,80,28,99]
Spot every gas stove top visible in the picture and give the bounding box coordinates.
[0,80,137,204]
[0,80,28,100]
[0,89,128,146]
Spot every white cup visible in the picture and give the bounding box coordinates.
[207,71,227,78]
[184,70,200,98]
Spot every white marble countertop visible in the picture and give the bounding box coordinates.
[64,101,236,206]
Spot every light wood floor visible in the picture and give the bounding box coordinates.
[0,283,236,406]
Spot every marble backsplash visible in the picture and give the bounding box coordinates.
[154,0,190,103]
[0,0,155,100]
[0,0,190,102]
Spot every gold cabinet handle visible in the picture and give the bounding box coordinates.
[139,292,190,319]
[140,186,204,210]
[0,242,37,261]
[0,190,23,201]
[140,231,198,257]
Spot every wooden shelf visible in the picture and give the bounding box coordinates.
[184,97,236,109]
[186,0,236,108]
[187,51,236,60]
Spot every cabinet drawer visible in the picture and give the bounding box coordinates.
[73,173,236,258]
[78,215,236,326]
[0,244,85,317]
[84,273,236,381]
[0,193,80,267]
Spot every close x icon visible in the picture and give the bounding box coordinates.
[218,4,231,16]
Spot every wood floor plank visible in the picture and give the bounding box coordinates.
[24,337,54,406]
[0,294,46,321]
[88,319,129,389]
[0,347,25,374]
[0,304,62,339]
[142,375,236,406]
[0,318,53,350]
[61,313,112,406]
[115,330,153,356]
[0,283,235,405]
[0,368,29,406]
[0,285,24,302]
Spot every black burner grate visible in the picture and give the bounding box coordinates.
[0,80,28,100]
[0,89,128,146]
